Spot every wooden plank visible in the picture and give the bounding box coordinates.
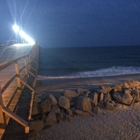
[20,80,34,91]
[0,55,28,71]
[2,106,29,133]
[14,61,21,89]
[0,84,6,128]
[24,57,28,76]
[1,74,16,94]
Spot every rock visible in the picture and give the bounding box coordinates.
[114,104,122,110]
[134,102,140,106]
[32,104,40,116]
[91,93,98,106]
[100,85,112,93]
[48,94,57,105]
[92,106,101,114]
[105,102,114,111]
[127,80,140,88]
[122,82,130,89]
[28,130,38,138]
[64,114,71,122]
[77,88,89,93]
[76,97,92,113]
[98,101,104,109]
[56,112,64,122]
[113,91,133,105]
[99,93,104,102]
[33,96,41,103]
[51,105,60,114]
[103,93,112,102]
[44,112,57,125]
[40,99,51,113]
[30,120,44,131]
[66,109,73,116]
[70,101,76,107]
[113,84,122,92]
[131,88,140,102]
[74,109,89,116]
[58,96,70,109]
[63,90,79,99]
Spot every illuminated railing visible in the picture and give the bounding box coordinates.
[0,43,39,134]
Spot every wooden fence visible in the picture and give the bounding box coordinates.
[0,43,39,134]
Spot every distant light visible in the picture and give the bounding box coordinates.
[12,24,35,45]
[12,24,19,33]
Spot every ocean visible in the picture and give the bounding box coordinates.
[38,46,140,79]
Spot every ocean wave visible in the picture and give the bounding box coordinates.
[37,66,140,80]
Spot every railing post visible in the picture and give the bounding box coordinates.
[0,83,6,128]
[24,57,28,76]
[14,61,21,89]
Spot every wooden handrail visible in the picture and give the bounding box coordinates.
[0,43,39,134]
[0,55,29,71]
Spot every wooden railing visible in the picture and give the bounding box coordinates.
[0,43,39,133]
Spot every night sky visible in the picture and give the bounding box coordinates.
[0,0,140,47]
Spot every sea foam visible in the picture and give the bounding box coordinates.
[37,66,140,80]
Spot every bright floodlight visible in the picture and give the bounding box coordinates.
[12,24,19,33]
[19,30,35,44]
[12,24,35,45]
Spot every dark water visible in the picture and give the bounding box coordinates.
[38,46,140,79]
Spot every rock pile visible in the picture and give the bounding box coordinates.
[29,80,140,136]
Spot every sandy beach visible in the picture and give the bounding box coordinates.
[32,74,140,140]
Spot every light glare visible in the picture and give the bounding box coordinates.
[12,24,19,33]
[12,24,35,45]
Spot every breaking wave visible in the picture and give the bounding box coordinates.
[37,66,140,80]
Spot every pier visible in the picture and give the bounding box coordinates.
[0,43,39,139]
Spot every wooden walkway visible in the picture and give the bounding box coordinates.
[0,43,39,139]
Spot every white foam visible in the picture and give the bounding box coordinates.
[37,66,140,80]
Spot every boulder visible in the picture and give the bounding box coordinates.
[114,103,128,110]
[113,84,122,92]
[92,106,101,114]
[58,96,70,109]
[97,101,104,109]
[74,109,89,116]
[91,93,98,106]
[63,90,79,99]
[131,88,140,102]
[99,93,104,102]
[66,109,73,116]
[113,91,133,105]
[30,120,44,131]
[100,85,112,93]
[105,102,114,111]
[51,105,60,114]
[77,88,89,94]
[44,112,57,125]
[70,101,76,107]
[103,93,112,102]
[32,104,40,116]
[122,82,130,89]
[76,97,92,113]
[127,80,140,88]
[33,96,41,103]
[48,94,57,105]
[56,112,64,122]
[40,99,51,113]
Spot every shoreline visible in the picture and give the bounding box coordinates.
[35,73,140,94]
